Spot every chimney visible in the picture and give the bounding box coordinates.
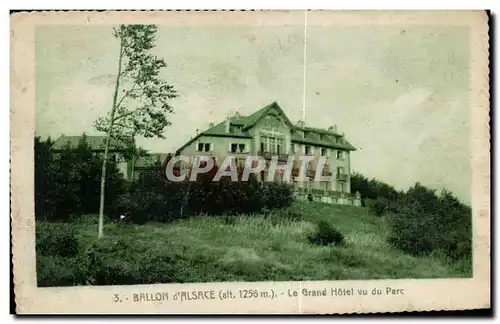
[234,111,241,118]
[328,124,337,133]
[208,122,214,128]
[195,129,199,135]
[225,116,230,133]
[296,120,305,128]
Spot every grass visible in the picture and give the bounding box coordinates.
[36,201,472,286]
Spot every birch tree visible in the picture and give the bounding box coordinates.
[94,25,177,238]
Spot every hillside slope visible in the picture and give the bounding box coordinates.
[37,201,470,286]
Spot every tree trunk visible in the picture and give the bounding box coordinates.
[130,153,136,181]
[98,37,124,238]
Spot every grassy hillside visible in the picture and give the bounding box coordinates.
[36,201,471,286]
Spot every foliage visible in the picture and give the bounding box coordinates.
[109,164,294,224]
[36,222,79,258]
[34,135,127,221]
[365,196,390,217]
[94,25,177,141]
[351,172,471,261]
[308,220,346,246]
[387,183,472,260]
[351,172,402,206]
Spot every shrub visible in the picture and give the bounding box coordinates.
[351,172,401,205]
[37,255,81,287]
[365,196,389,217]
[110,165,294,223]
[36,223,79,258]
[75,236,144,285]
[387,184,472,260]
[308,220,346,246]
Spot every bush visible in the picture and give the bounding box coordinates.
[351,172,401,205]
[387,184,472,260]
[365,197,389,217]
[37,255,81,287]
[110,165,295,223]
[308,220,346,246]
[36,223,79,258]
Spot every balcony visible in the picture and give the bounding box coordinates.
[290,168,315,178]
[336,173,348,181]
[258,151,289,161]
[322,169,332,176]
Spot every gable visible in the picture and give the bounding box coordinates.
[242,102,295,131]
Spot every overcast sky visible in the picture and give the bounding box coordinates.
[35,21,471,203]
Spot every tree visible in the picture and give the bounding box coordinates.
[94,25,177,238]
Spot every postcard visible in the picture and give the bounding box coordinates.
[11,10,490,314]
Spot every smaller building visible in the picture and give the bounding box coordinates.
[133,153,171,181]
[52,134,136,180]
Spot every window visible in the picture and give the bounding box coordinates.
[260,141,265,152]
[337,181,346,192]
[277,138,284,154]
[230,143,246,153]
[197,142,211,152]
[321,148,327,156]
[110,154,117,163]
[305,145,311,155]
[269,137,276,153]
[336,150,344,160]
[337,166,345,175]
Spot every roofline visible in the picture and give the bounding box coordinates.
[242,101,296,131]
[291,139,357,151]
[293,126,343,137]
[176,101,356,153]
[51,148,127,152]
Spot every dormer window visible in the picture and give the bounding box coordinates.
[197,142,212,152]
[230,143,246,153]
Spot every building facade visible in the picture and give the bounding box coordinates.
[176,102,359,202]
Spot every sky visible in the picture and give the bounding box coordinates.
[35,20,471,203]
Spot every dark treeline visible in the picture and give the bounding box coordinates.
[35,135,294,224]
[35,135,127,221]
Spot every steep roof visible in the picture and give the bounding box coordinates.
[242,101,295,130]
[52,135,132,151]
[175,117,253,153]
[176,101,356,153]
[291,130,356,151]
